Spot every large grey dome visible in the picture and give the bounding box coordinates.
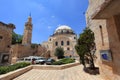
[55,25,72,31]
[54,25,74,35]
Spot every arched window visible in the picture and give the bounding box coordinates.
[0,36,3,39]
[99,25,104,46]
[67,41,70,45]
[61,41,64,46]
[67,30,69,33]
[67,47,70,50]
[61,30,63,34]
[49,38,51,41]
[55,42,58,46]
[74,37,76,39]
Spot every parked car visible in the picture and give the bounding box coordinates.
[64,56,70,58]
[35,57,47,64]
[17,56,34,63]
[46,58,55,65]
[17,56,44,64]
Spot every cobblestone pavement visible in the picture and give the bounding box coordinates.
[13,65,104,80]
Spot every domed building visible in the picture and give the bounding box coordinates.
[42,25,78,58]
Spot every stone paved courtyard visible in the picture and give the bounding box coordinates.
[13,65,104,80]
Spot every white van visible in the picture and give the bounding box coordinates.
[17,56,46,64]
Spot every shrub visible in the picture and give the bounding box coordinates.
[31,43,38,49]
[52,58,75,65]
[0,62,30,75]
[60,58,75,64]
[52,61,63,65]
[0,67,9,74]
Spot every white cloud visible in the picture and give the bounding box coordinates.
[48,26,52,29]
[12,0,46,15]
[51,15,55,18]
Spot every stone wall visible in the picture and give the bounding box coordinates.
[10,44,49,64]
[0,22,15,53]
[106,16,120,80]
[36,45,48,57]
[10,44,37,64]
[86,0,120,80]
[0,22,15,64]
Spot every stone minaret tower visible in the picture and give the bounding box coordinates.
[22,15,33,45]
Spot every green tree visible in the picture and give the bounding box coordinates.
[75,27,96,69]
[31,43,38,49]
[12,31,23,44]
[54,47,64,59]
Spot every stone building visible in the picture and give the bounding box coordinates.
[11,16,36,64]
[11,16,48,64]
[86,0,120,80]
[22,15,32,45]
[0,22,15,65]
[42,25,78,58]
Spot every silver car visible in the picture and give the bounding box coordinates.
[35,57,47,64]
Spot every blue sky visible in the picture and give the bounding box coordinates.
[0,0,88,44]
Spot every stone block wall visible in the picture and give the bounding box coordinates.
[36,45,47,57]
[105,16,120,80]
[10,44,50,64]
[0,22,15,53]
[10,44,37,64]
[0,22,15,64]
[86,0,120,80]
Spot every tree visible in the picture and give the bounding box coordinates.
[12,31,23,44]
[75,27,96,69]
[54,47,64,59]
[31,43,38,49]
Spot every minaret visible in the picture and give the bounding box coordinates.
[22,14,33,45]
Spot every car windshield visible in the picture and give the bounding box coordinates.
[25,58,31,61]
[47,59,52,61]
[37,58,45,60]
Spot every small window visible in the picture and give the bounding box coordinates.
[67,30,69,33]
[7,45,10,48]
[61,30,63,34]
[49,38,51,41]
[67,41,70,45]
[99,25,104,46]
[61,41,64,46]
[0,36,3,39]
[55,42,58,46]
[99,25,102,28]
[74,37,76,39]
[67,47,70,50]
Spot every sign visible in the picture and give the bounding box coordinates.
[100,50,112,61]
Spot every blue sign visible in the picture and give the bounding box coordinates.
[100,50,112,61]
[101,54,108,60]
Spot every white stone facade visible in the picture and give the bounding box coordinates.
[42,25,78,58]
